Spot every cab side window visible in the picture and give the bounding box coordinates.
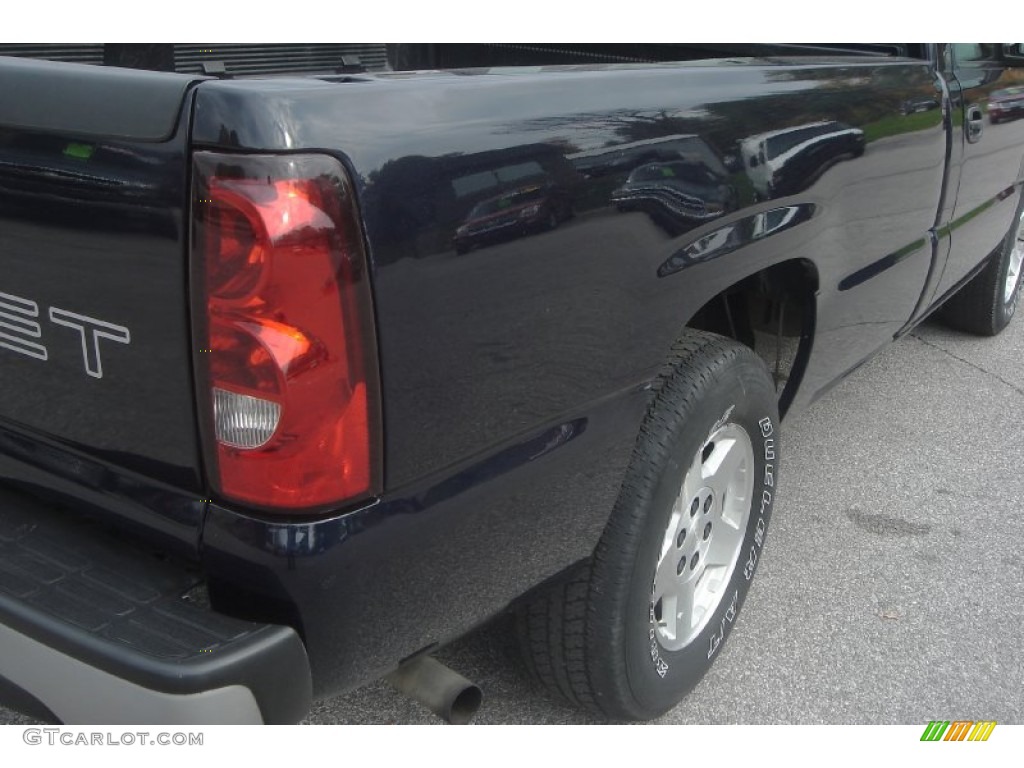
[950,44,1003,90]
[951,44,997,66]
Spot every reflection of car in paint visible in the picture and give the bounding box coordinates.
[752,205,804,239]
[900,96,940,114]
[453,184,572,254]
[569,134,731,181]
[680,224,740,262]
[658,204,816,276]
[610,160,736,230]
[988,86,1024,123]
[740,121,866,198]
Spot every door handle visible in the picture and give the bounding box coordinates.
[967,104,984,143]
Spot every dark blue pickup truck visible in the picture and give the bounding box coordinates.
[1,43,1023,724]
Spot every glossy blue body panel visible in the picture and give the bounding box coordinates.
[190,61,954,484]
[3,53,1024,697]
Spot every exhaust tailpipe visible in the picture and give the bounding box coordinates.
[386,656,483,724]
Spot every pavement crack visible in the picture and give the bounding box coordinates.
[909,332,1024,398]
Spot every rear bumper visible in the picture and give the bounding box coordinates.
[0,486,311,724]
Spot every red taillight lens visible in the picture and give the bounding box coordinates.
[191,153,381,512]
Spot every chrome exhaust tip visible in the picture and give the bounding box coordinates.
[385,656,483,725]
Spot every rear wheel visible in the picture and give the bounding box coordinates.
[517,331,779,720]
[940,201,1024,336]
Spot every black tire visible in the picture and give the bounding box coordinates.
[517,331,780,720]
[940,197,1024,336]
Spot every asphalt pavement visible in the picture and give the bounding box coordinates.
[3,312,1023,726]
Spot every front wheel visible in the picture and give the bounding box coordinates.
[940,200,1024,336]
[517,331,779,720]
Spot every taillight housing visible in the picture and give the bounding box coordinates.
[191,153,381,513]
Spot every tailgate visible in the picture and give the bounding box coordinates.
[0,57,205,494]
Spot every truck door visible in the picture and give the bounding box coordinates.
[935,44,1024,300]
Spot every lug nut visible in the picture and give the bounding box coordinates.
[677,528,686,548]
[677,556,686,575]
[704,495,713,514]
[703,522,712,540]
[690,498,699,517]
[690,552,700,570]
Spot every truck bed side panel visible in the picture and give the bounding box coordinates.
[191,60,950,694]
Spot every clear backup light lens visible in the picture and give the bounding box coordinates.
[192,153,382,512]
[213,388,281,449]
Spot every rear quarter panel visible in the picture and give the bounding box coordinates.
[192,59,951,693]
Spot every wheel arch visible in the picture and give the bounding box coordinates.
[680,257,819,418]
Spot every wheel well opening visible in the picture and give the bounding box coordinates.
[685,259,817,416]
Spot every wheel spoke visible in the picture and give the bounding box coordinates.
[680,452,703,509]
[654,578,695,643]
[654,546,681,591]
[702,436,748,495]
[705,514,745,566]
[653,543,698,643]
[657,593,679,641]
[693,563,730,621]
[675,580,695,639]
[657,503,683,565]
[696,561,729,598]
